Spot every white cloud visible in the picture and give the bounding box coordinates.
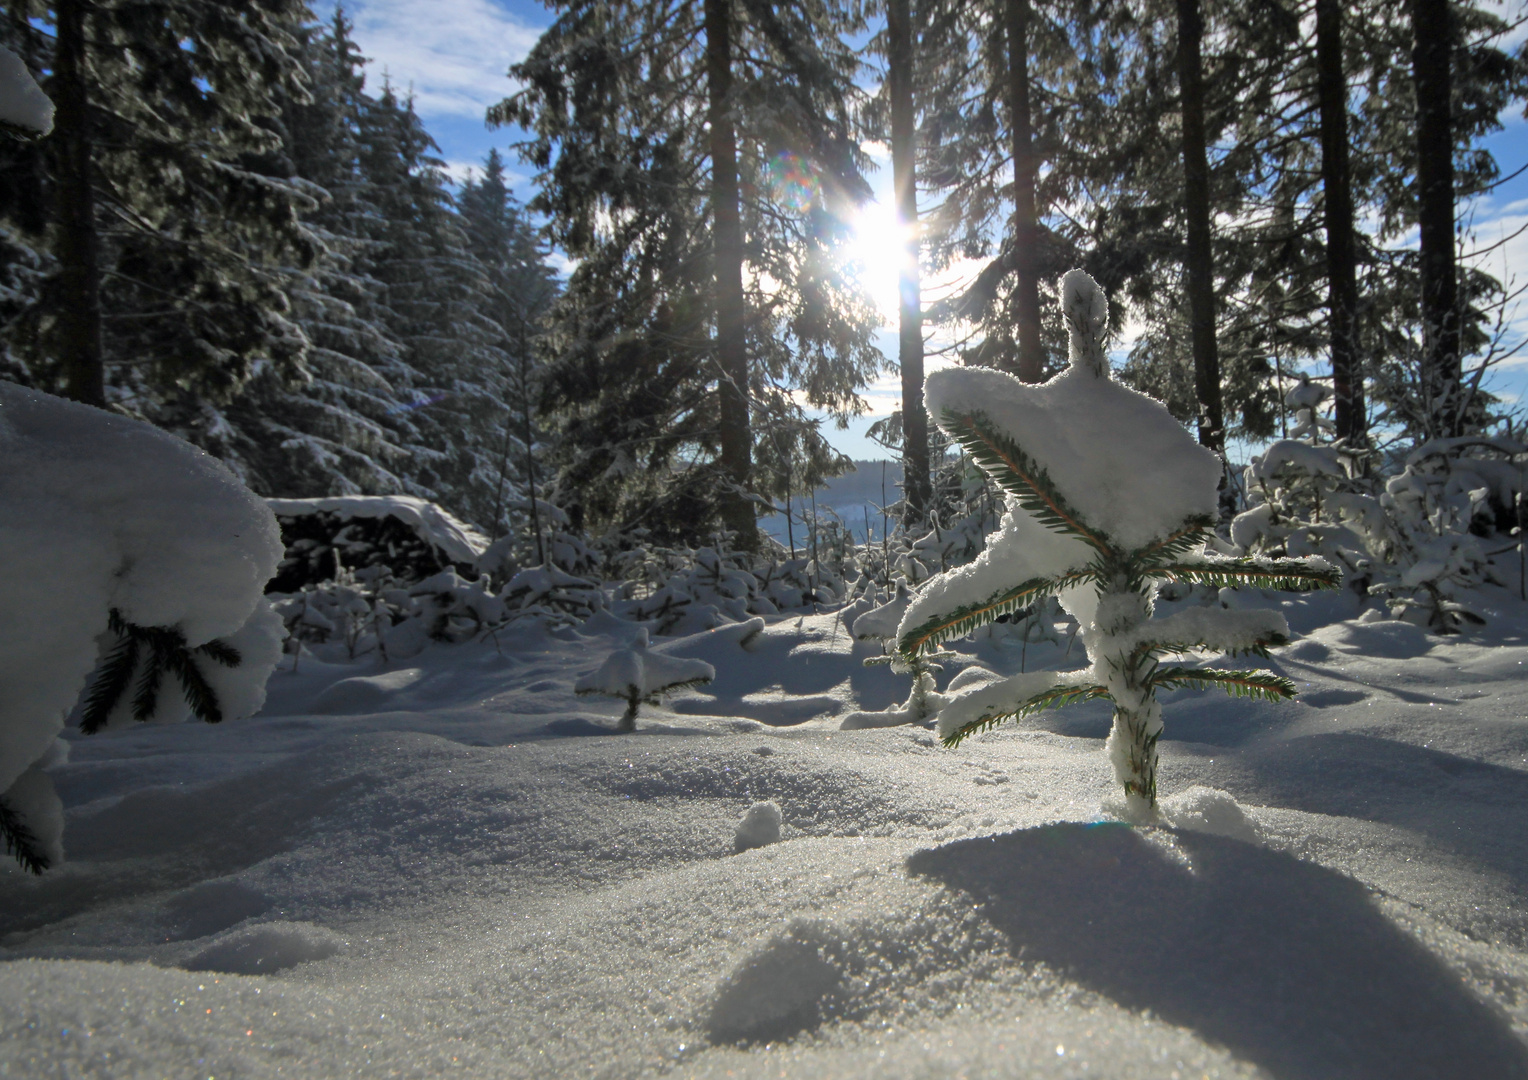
[345,0,545,120]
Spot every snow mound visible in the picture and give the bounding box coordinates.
[0,46,52,135]
[267,495,489,567]
[180,920,345,975]
[310,668,425,715]
[734,801,783,853]
[1159,786,1263,844]
[0,383,282,828]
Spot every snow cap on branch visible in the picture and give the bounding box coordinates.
[1061,268,1109,377]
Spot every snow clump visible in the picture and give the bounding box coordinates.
[0,383,284,870]
[734,801,783,852]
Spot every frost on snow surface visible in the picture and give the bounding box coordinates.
[4,592,1528,1076]
[0,46,53,136]
[0,382,283,862]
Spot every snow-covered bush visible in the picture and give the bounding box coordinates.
[1,383,284,871]
[273,564,509,664]
[573,629,715,730]
[842,584,953,729]
[609,541,840,633]
[896,272,1339,818]
[1236,412,1523,632]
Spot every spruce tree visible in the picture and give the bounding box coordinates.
[494,0,881,545]
[227,10,435,500]
[458,149,560,548]
[0,0,316,426]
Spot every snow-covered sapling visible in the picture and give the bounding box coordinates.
[842,584,954,728]
[574,629,715,731]
[897,270,1340,818]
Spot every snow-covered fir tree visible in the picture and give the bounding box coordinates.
[224,10,436,502]
[898,270,1339,818]
[457,149,560,550]
[0,0,316,426]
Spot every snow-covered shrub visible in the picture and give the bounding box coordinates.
[499,563,603,626]
[1236,418,1523,632]
[1357,437,1524,632]
[273,564,510,664]
[1,383,284,871]
[896,272,1339,818]
[268,495,489,592]
[842,584,953,729]
[573,629,715,730]
[609,541,839,633]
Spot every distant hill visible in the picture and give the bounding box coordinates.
[761,459,904,545]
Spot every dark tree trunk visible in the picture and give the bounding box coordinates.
[1410,0,1461,436]
[704,0,756,546]
[1004,0,1044,383]
[888,0,931,524]
[51,0,106,408]
[1175,0,1224,454]
[1315,0,1364,444]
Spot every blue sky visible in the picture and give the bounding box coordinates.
[332,0,1528,463]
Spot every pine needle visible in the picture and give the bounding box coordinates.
[1147,666,1298,701]
[897,568,1093,657]
[942,682,1108,748]
[0,794,49,875]
[1147,558,1342,592]
[1128,517,1216,564]
[79,625,139,735]
[941,408,1113,555]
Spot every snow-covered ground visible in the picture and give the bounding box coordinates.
[7,584,1528,1078]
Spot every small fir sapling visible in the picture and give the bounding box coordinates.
[897,270,1340,819]
[574,629,716,731]
[841,584,955,728]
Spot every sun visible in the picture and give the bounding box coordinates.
[845,199,915,325]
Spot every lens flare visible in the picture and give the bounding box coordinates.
[765,151,821,213]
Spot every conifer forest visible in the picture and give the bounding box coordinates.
[4,1,1528,1076]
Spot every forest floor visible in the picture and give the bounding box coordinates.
[6,582,1528,1078]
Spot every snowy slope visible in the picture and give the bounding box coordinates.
[6,591,1528,1077]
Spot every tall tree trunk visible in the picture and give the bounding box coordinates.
[1315,0,1364,444]
[1410,0,1460,437]
[1175,0,1224,454]
[51,0,106,408]
[1005,0,1044,383]
[889,0,932,523]
[704,0,755,546]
